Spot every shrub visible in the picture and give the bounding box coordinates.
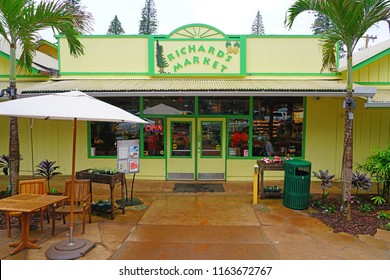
[34,159,62,193]
[313,170,335,199]
[352,171,372,195]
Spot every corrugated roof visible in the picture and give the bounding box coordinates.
[20,78,364,97]
[0,81,47,90]
[365,88,390,107]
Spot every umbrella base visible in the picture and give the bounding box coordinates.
[116,197,143,208]
[46,238,95,260]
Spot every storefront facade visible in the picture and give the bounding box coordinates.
[1,24,389,181]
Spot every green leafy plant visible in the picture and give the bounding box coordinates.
[358,203,375,213]
[323,204,336,214]
[386,223,390,231]
[371,195,386,206]
[352,171,372,195]
[356,145,390,199]
[0,154,22,176]
[377,211,390,220]
[313,170,335,199]
[34,159,62,193]
[88,168,117,175]
[0,154,9,175]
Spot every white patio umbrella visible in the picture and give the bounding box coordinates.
[0,90,148,259]
[143,103,182,115]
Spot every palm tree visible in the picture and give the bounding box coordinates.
[0,0,93,195]
[285,0,390,218]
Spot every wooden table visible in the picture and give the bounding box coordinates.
[0,194,68,255]
[258,161,285,199]
[76,170,126,219]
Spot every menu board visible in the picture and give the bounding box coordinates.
[117,139,140,173]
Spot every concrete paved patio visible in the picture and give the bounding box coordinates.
[0,179,389,260]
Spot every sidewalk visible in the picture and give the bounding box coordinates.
[1,179,389,260]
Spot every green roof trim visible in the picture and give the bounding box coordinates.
[353,48,390,71]
[59,72,150,76]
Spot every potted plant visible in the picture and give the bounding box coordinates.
[34,159,62,194]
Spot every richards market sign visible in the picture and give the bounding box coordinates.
[152,39,244,75]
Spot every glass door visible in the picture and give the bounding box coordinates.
[167,118,195,180]
[197,118,226,180]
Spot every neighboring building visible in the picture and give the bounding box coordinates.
[0,24,388,181]
[0,39,57,93]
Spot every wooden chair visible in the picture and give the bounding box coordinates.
[6,179,49,238]
[52,179,91,235]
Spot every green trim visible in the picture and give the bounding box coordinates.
[37,39,58,49]
[57,34,149,39]
[240,36,246,76]
[353,49,390,71]
[246,34,322,39]
[59,72,149,76]
[148,37,156,75]
[302,97,307,159]
[0,51,45,76]
[247,72,341,77]
[356,82,390,86]
[87,121,92,158]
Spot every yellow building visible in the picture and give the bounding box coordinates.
[0,24,389,181]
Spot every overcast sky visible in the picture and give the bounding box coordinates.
[42,0,390,48]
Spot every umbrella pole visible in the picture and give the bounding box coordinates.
[46,117,95,259]
[69,118,77,245]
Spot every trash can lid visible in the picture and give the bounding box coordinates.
[285,159,311,167]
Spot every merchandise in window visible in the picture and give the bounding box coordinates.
[228,118,249,157]
[171,122,191,157]
[90,97,140,156]
[252,97,304,157]
[199,97,249,115]
[143,118,164,157]
[201,121,222,157]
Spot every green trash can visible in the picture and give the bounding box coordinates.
[283,160,311,210]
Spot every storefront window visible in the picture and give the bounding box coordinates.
[171,122,191,157]
[201,121,222,157]
[143,97,195,115]
[252,97,304,157]
[90,97,140,156]
[228,118,249,157]
[143,118,164,157]
[199,97,249,115]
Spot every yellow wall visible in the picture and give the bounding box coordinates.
[246,37,326,74]
[353,54,390,82]
[59,37,149,74]
[58,36,328,76]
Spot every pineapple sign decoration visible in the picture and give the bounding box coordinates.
[225,41,240,54]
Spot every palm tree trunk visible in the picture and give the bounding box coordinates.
[9,43,20,195]
[341,49,354,219]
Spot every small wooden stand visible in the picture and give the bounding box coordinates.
[257,161,285,199]
[76,170,126,219]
